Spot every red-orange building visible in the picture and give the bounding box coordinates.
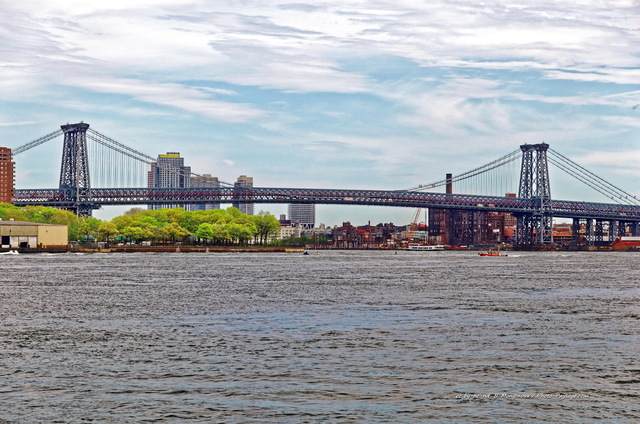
[610,237,640,251]
[0,147,15,204]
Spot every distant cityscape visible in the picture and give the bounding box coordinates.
[107,151,588,248]
[0,147,622,248]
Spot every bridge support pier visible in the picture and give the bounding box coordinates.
[515,213,553,246]
[572,218,583,246]
[516,143,553,246]
[584,218,593,246]
[59,123,97,216]
[595,220,605,246]
[609,220,624,244]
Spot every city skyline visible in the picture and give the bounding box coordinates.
[1,1,639,225]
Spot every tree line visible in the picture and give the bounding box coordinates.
[0,204,282,245]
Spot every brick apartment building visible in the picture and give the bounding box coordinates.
[0,147,15,204]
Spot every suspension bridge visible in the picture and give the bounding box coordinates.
[10,122,640,246]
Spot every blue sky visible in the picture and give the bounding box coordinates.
[1,0,639,225]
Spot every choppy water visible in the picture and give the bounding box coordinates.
[0,250,639,423]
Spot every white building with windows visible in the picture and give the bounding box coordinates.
[288,204,315,229]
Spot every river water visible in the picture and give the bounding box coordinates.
[0,250,638,423]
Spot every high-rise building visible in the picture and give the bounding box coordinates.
[0,147,15,204]
[148,152,191,210]
[288,204,315,229]
[190,173,221,210]
[233,175,254,215]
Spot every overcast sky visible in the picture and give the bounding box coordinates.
[1,0,639,224]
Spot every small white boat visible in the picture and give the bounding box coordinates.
[405,243,445,251]
[0,250,19,255]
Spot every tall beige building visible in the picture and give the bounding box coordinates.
[233,175,254,215]
[190,174,221,210]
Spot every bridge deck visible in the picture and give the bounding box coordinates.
[13,187,640,221]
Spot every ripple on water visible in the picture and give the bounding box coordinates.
[0,251,639,422]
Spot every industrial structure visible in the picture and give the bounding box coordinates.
[10,122,640,248]
[429,172,519,246]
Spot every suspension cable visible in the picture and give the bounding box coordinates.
[88,128,234,187]
[548,149,640,205]
[13,127,234,188]
[408,149,521,191]
[13,129,64,155]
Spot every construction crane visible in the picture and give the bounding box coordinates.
[406,208,423,246]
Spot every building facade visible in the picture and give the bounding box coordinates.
[0,147,15,204]
[428,174,513,246]
[233,175,254,215]
[148,152,191,210]
[288,204,315,229]
[190,173,221,210]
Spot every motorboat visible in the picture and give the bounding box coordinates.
[478,250,507,257]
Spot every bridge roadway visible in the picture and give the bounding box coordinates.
[13,186,640,221]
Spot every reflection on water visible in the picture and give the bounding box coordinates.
[1,251,639,422]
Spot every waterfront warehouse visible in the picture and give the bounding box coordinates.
[0,220,68,249]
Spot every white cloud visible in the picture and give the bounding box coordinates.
[2,0,640,216]
[73,77,265,122]
[6,0,637,94]
[545,69,640,85]
[576,150,640,168]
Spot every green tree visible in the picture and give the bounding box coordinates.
[78,217,101,241]
[97,221,119,243]
[125,207,145,216]
[165,208,184,225]
[120,226,153,244]
[225,206,242,220]
[211,223,231,244]
[179,210,203,233]
[112,215,134,232]
[160,223,191,244]
[194,223,215,244]
[202,209,229,225]
[0,204,27,222]
[227,222,255,245]
[252,211,280,245]
[38,207,56,223]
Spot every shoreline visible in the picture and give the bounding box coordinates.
[1,245,636,254]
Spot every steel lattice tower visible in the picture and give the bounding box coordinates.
[59,122,94,215]
[516,143,553,245]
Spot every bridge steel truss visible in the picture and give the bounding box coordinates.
[13,185,640,223]
[516,143,553,245]
[58,123,93,216]
[12,123,640,246]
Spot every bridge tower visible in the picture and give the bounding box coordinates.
[59,122,95,216]
[516,143,553,245]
